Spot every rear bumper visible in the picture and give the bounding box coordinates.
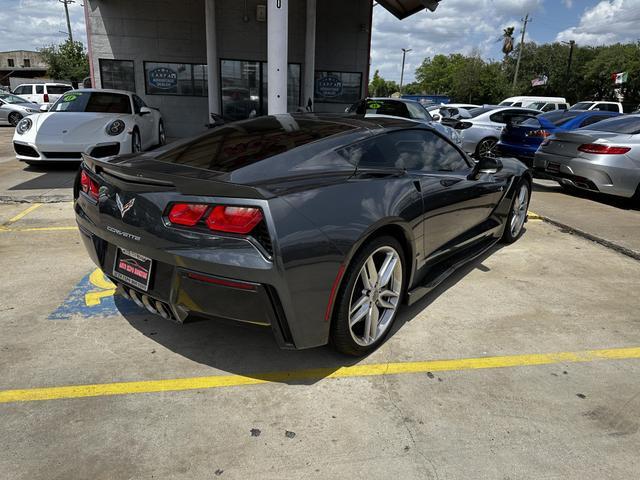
[533,151,637,198]
[75,193,302,349]
[496,142,536,166]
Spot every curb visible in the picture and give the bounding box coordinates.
[533,213,640,261]
[0,194,73,204]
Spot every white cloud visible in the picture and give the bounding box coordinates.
[0,0,87,51]
[556,0,640,45]
[562,0,573,7]
[371,0,544,83]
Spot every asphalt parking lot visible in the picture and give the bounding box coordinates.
[1,126,640,479]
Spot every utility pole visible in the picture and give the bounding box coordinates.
[565,40,575,81]
[59,0,75,43]
[512,13,531,92]
[400,48,411,95]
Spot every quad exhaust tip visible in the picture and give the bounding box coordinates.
[115,283,181,323]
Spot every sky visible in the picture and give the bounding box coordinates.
[0,0,639,84]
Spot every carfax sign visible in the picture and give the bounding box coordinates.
[148,67,178,90]
[315,75,343,98]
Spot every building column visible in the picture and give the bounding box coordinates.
[303,0,316,111]
[205,0,221,120]
[267,0,288,115]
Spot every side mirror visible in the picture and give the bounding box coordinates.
[139,106,152,116]
[469,156,503,179]
[432,113,441,121]
[39,104,50,112]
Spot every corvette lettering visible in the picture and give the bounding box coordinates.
[106,225,141,241]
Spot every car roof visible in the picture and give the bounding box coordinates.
[70,88,134,96]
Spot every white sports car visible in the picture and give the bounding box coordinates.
[12,88,164,165]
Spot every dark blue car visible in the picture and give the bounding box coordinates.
[497,110,621,166]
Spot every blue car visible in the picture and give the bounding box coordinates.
[497,110,621,166]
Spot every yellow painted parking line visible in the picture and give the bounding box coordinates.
[1,346,639,404]
[527,211,543,221]
[0,226,78,233]
[3,203,43,225]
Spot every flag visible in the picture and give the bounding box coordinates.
[612,72,628,84]
[531,75,548,87]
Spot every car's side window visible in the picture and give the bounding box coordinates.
[350,130,470,172]
[406,103,431,121]
[132,95,146,114]
[489,111,505,123]
[35,85,44,94]
[542,103,555,112]
[580,115,609,127]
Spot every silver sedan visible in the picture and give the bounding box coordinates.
[534,114,640,200]
[447,106,541,157]
[0,93,40,126]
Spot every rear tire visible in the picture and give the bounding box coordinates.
[502,180,531,244]
[475,138,498,158]
[330,236,406,356]
[158,121,166,146]
[8,111,22,127]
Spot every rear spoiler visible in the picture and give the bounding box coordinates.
[81,154,269,200]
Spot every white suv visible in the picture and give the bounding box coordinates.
[569,101,624,113]
[12,83,73,106]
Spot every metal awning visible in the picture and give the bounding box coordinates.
[376,0,441,19]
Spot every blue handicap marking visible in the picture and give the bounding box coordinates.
[48,268,143,320]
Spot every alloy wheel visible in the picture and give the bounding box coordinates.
[133,131,142,153]
[159,123,166,145]
[348,246,403,347]
[8,112,22,127]
[478,139,497,157]
[510,183,529,237]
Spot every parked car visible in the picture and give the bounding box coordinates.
[430,103,480,122]
[534,114,640,201]
[13,89,164,165]
[444,106,541,157]
[75,114,532,355]
[569,101,623,113]
[12,83,73,106]
[523,100,570,112]
[497,109,621,166]
[0,93,40,126]
[347,98,462,146]
[500,96,567,108]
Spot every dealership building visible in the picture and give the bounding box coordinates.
[84,0,439,137]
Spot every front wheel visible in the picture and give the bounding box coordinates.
[502,180,531,243]
[8,111,22,127]
[131,129,142,153]
[330,236,406,356]
[158,121,166,146]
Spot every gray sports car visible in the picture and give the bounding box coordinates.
[75,114,532,355]
[534,114,640,201]
[0,93,40,126]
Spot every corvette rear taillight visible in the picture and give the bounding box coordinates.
[526,129,551,138]
[578,143,631,155]
[80,170,99,201]
[166,203,264,235]
[206,206,263,234]
[168,203,208,226]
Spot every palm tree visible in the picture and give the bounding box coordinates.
[502,27,515,60]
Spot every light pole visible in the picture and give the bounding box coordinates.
[400,48,412,95]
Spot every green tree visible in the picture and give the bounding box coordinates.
[39,40,89,84]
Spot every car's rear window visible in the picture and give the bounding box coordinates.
[155,116,359,172]
[351,100,412,119]
[467,107,493,118]
[51,92,132,114]
[581,115,640,134]
[47,85,73,95]
[541,110,583,126]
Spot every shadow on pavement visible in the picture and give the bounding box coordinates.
[532,180,638,211]
[116,239,509,385]
[8,163,79,191]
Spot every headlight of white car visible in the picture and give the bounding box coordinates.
[16,117,32,135]
[106,119,126,136]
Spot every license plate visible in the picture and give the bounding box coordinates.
[546,162,561,173]
[113,248,153,291]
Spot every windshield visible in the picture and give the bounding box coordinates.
[467,107,493,118]
[0,93,29,104]
[541,110,583,126]
[581,115,640,134]
[499,101,513,106]
[51,91,132,114]
[570,102,594,111]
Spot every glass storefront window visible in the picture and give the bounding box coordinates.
[221,59,301,121]
[144,62,208,96]
[314,71,362,104]
[100,59,135,92]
